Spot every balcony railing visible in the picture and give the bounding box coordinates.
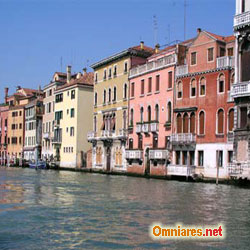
[167,164,196,177]
[129,54,177,78]
[228,162,250,177]
[176,65,188,77]
[125,150,143,159]
[101,130,115,138]
[150,121,159,133]
[52,137,62,144]
[142,123,150,133]
[118,129,127,138]
[234,11,250,28]
[136,123,142,133]
[149,149,168,160]
[231,81,250,98]
[170,133,196,144]
[87,131,97,141]
[216,56,235,68]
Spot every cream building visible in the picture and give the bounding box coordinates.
[53,66,94,168]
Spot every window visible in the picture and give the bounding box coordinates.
[199,111,205,135]
[168,71,172,89]
[208,48,214,61]
[141,79,145,95]
[155,104,159,122]
[19,111,22,116]
[242,0,245,12]
[240,107,247,128]
[200,77,206,96]
[177,81,183,99]
[191,52,197,65]
[177,113,182,133]
[228,151,233,163]
[167,102,171,122]
[94,92,98,106]
[176,151,181,165]
[138,134,143,149]
[190,79,196,97]
[19,137,22,144]
[220,47,226,57]
[103,89,106,104]
[113,87,116,102]
[113,65,117,77]
[129,138,133,149]
[182,151,188,165]
[217,109,224,134]
[103,69,107,80]
[217,150,223,167]
[55,93,63,103]
[228,109,234,132]
[148,77,152,93]
[71,90,75,99]
[147,106,151,122]
[124,62,128,73]
[70,108,75,118]
[108,88,111,103]
[70,127,74,136]
[123,111,126,129]
[131,82,135,98]
[123,83,127,99]
[228,48,234,56]
[108,68,112,78]
[218,74,225,93]
[190,112,195,133]
[153,134,158,149]
[95,73,98,83]
[140,107,144,122]
[156,75,160,92]
[94,116,97,132]
[198,151,204,166]
[19,123,22,129]
[183,113,189,133]
[11,137,17,144]
[130,109,134,127]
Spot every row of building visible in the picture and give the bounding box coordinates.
[0,0,249,180]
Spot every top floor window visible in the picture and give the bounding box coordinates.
[191,52,197,65]
[148,77,152,93]
[124,62,128,73]
[208,48,214,61]
[113,65,117,77]
[228,48,234,57]
[95,73,98,83]
[55,93,63,103]
[94,92,98,106]
[103,69,107,80]
[108,68,112,78]
[220,47,226,57]
[156,75,160,92]
[71,90,75,99]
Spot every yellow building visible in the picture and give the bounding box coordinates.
[88,43,153,172]
[53,66,94,168]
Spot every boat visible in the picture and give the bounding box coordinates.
[29,161,48,169]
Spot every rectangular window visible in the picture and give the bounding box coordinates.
[108,68,112,78]
[220,47,226,57]
[228,48,233,56]
[55,93,63,103]
[11,137,17,144]
[240,107,247,128]
[113,65,117,77]
[70,127,74,136]
[168,71,172,89]
[208,48,214,61]
[156,75,160,91]
[191,52,197,65]
[189,151,195,165]
[217,150,223,167]
[124,62,128,73]
[198,151,204,166]
[103,69,107,80]
[148,77,152,93]
[131,82,135,98]
[141,79,145,95]
[182,151,188,165]
[153,134,158,149]
[228,151,233,163]
[71,90,75,99]
[219,80,224,93]
[176,151,181,165]
[70,108,75,118]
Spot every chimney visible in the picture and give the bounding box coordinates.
[77,72,82,79]
[16,86,21,91]
[83,67,87,74]
[140,41,144,50]
[4,87,8,104]
[67,65,72,83]
[155,43,160,53]
[197,28,202,34]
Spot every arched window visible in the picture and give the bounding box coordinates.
[190,78,196,97]
[103,89,106,104]
[199,111,205,135]
[228,109,234,132]
[94,116,97,132]
[177,81,183,99]
[123,110,126,129]
[129,138,133,149]
[140,107,144,123]
[217,109,224,134]
[113,86,117,102]
[200,77,206,96]
[167,102,172,122]
[147,106,151,122]
[190,112,195,133]
[94,92,97,106]
[218,74,225,93]
[108,88,111,103]
[177,113,182,133]
[183,113,189,133]
[155,104,159,121]
[130,109,134,127]
[123,83,127,99]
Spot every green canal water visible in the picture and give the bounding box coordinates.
[0,167,250,250]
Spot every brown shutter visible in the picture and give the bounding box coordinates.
[183,114,189,133]
[218,110,224,134]
[199,112,205,135]
[229,109,234,132]
[177,114,182,133]
[190,113,195,133]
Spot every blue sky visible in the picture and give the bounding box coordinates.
[0,0,235,102]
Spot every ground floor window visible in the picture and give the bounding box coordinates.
[198,151,204,167]
[189,151,195,165]
[217,150,223,167]
[228,151,233,163]
[176,151,181,165]
[182,151,187,165]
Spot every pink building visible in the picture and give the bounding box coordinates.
[126,41,193,176]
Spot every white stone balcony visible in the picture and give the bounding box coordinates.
[142,123,150,133]
[149,149,168,160]
[125,150,143,159]
[231,81,250,98]
[176,65,188,77]
[216,56,235,68]
[167,164,196,177]
[136,123,142,133]
[43,133,51,139]
[150,121,159,133]
[234,11,250,28]
[129,54,177,78]
[170,133,196,144]
[117,129,127,139]
[101,130,115,138]
[87,131,97,141]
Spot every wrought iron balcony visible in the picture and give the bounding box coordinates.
[150,121,159,133]
[125,150,143,160]
[149,149,168,160]
[176,65,188,77]
[234,11,250,28]
[167,164,196,177]
[170,133,196,144]
[216,56,235,68]
[231,81,250,98]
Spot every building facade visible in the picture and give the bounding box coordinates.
[54,67,93,168]
[230,0,250,178]
[88,43,153,172]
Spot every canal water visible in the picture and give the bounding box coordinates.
[0,168,250,250]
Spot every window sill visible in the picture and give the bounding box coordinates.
[123,98,128,101]
[216,134,224,138]
[112,101,117,104]
[155,91,160,94]
[147,93,152,96]
[140,94,145,97]
[130,97,135,100]
[197,134,205,138]
[167,88,172,91]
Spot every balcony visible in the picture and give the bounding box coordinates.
[167,164,196,177]
[52,137,62,144]
[125,150,143,159]
[170,133,196,144]
[231,81,250,98]
[129,54,177,78]
[216,56,235,68]
[149,149,168,160]
[117,129,127,139]
[228,162,250,178]
[142,123,150,133]
[54,119,60,128]
[136,123,142,133]
[43,133,51,140]
[176,65,188,78]
[150,121,159,133]
[234,11,250,29]
[87,131,97,141]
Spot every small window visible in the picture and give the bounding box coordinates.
[71,90,75,99]
[103,70,107,80]
[168,71,172,89]
[191,52,197,65]
[123,83,127,99]
[220,47,226,57]
[108,88,111,103]
[129,138,133,149]
[130,109,134,127]
[147,106,151,122]
[131,82,135,98]
[228,48,234,56]
[156,75,160,92]
[70,127,74,136]
[113,87,116,102]
[217,109,224,134]
[70,108,75,118]
[94,92,98,106]
[200,77,206,96]
[190,79,196,97]
[208,48,214,61]
[198,151,204,166]
[141,80,145,95]
[155,104,159,122]
[218,74,225,93]
[108,68,112,78]
[199,111,205,135]
[217,150,223,167]
[124,62,128,73]
[113,65,117,77]
[95,73,98,83]
[228,151,233,163]
[148,77,152,93]
[177,81,183,99]
[103,89,106,104]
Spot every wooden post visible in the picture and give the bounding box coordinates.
[216,151,219,185]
